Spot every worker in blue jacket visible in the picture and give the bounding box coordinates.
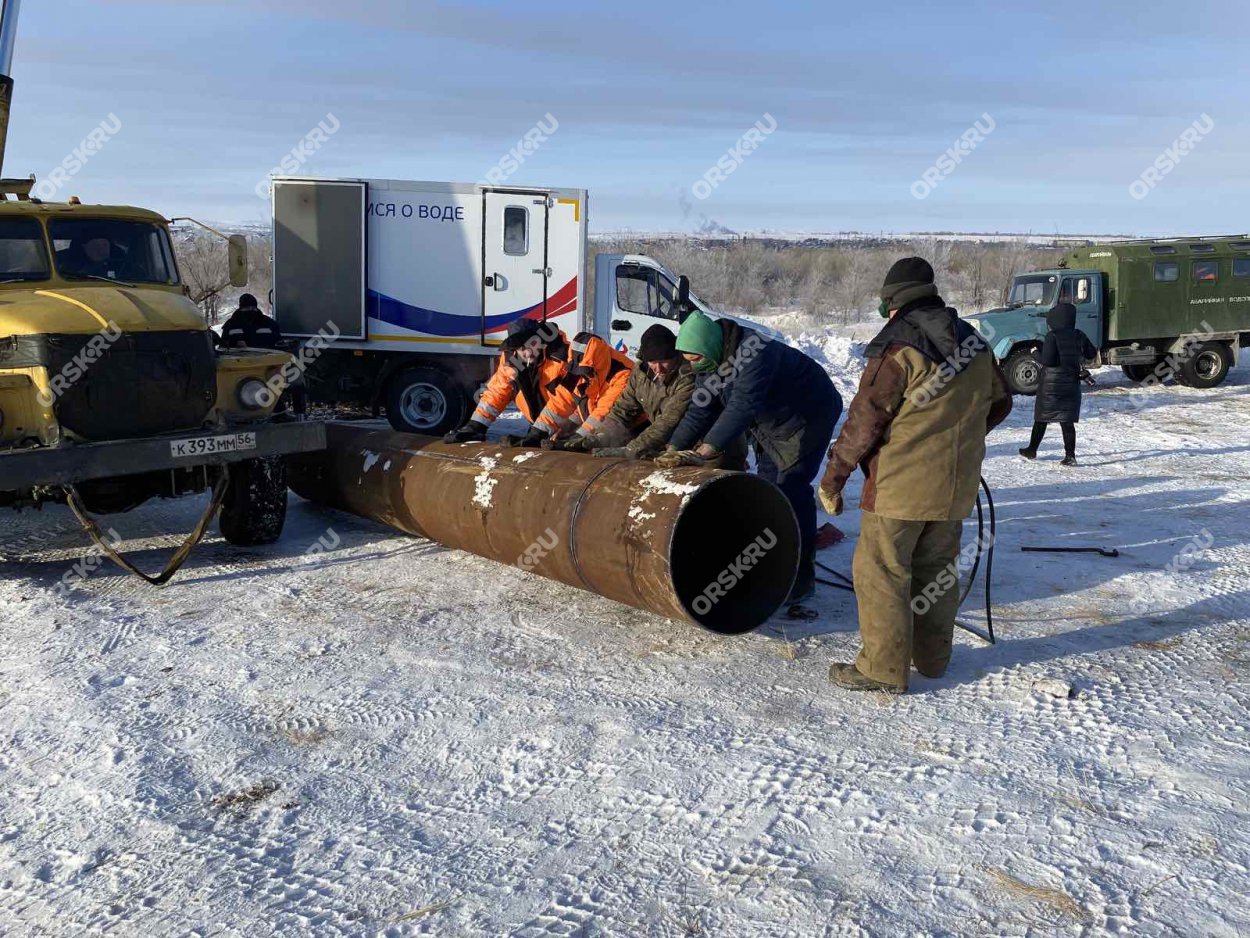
[657,312,841,604]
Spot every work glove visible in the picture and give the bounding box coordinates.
[593,446,638,459]
[818,486,844,516]
[545,435,596,453]
[503,428,548,448]
[654,448,710,469]
[443,422,487,444]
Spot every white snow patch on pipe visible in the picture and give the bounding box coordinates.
[639,471,700,497]
[362,450,381,473]
[473,456,501,509]
[512,452,539,464]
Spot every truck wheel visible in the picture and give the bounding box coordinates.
[219,457,288,546]
[386,367,467,436]
[1121,363,1157,383]
[1177,342,1232,389]
[1003,348,1042,396]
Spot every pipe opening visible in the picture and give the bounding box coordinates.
[669,473,800,634]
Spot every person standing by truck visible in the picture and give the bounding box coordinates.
[658,311,841,605]
[217,293,283,350]
[819,257,1012,694]
[1018,302,1095,467]
[535,331,634,443]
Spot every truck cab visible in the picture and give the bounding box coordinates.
[964,268,1106,395]
[0,186,323,546]
[595,252,783,356]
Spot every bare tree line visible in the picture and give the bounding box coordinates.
[591,235,1061,324]
[172,228,271,325]
[173,229,1058,327]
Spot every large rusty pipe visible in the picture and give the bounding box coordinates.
[289,423,799,634]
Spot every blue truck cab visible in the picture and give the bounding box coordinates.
[963,269,1105,395]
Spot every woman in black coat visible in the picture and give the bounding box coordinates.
[1019,302,1095,466]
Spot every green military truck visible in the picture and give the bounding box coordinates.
[966,235,1250,394]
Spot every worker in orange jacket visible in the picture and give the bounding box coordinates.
[443,321,632,446]
[538,331,634,444]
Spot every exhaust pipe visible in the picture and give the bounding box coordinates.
[0,0,22,177]
[289,424,800,634]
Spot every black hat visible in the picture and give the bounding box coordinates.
[239,293,259,309]
[638,324,678,363]
[502,317,542,350]
[880,257,937,309]
[1046,302,1077,331]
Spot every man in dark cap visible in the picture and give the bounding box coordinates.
[216,293,283,349]
[819,257,1013,694]
[557,323,696,459]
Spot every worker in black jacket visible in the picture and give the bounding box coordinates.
[1019,302,1095,466]
[217,294,283,350]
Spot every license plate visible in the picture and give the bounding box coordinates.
[169,432,257,459]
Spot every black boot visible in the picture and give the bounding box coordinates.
[1018,448,1037,459]
[1060,454,1077,467]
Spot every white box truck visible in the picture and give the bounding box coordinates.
[270,177,774,435]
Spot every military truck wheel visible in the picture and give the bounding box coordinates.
[1121,363,1157,383]
[220,457,288,546]
[1004,348,1042,396]
[386,367,467,436]
[1177,342,1232,389]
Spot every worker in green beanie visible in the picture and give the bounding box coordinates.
[673,311,724,373]
[659,308,842,607]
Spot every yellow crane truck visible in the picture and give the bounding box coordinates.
[0,0,324,581]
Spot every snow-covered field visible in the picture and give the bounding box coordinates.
[2,329,1248,936]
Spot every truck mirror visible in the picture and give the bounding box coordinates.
[228,234,249,287]
[676,275,692,322]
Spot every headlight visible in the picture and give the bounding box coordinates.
[237,378,273,410]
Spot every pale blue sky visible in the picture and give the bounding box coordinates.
[6,0,1247,234]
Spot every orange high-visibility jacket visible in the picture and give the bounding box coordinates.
[534,332,634,438]
[470,328,572,429]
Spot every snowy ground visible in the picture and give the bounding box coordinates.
[2,332,1248,936]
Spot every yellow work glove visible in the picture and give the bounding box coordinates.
[819,486,844,516]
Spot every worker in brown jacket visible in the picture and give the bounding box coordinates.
[819,257,1012,694]
[586,324,697,459]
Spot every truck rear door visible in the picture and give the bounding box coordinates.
[482,191,549,345]
[272,178,368,339]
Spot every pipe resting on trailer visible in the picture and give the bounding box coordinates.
[288,424,801,635]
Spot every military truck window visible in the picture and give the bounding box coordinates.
[1188,244,1215,253]
[502,206,528,256]
[49,219,177,284]
[1193,260,1219,283]
[1154,262,1179,282]
[1008,275,1057,307]
[1233,258,1250,278]
[1059,277,1091,305]
[1149,245,1176,255]
[0,218,51,281]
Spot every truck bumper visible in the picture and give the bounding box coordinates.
[0,420,328,492]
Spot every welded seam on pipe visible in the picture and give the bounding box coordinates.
[566,457,634,593]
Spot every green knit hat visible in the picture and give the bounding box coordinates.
[675,312,724,373]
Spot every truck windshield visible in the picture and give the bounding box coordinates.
[49,218,178,285]
[0,218,52,281]
[1008,274,1058,307]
